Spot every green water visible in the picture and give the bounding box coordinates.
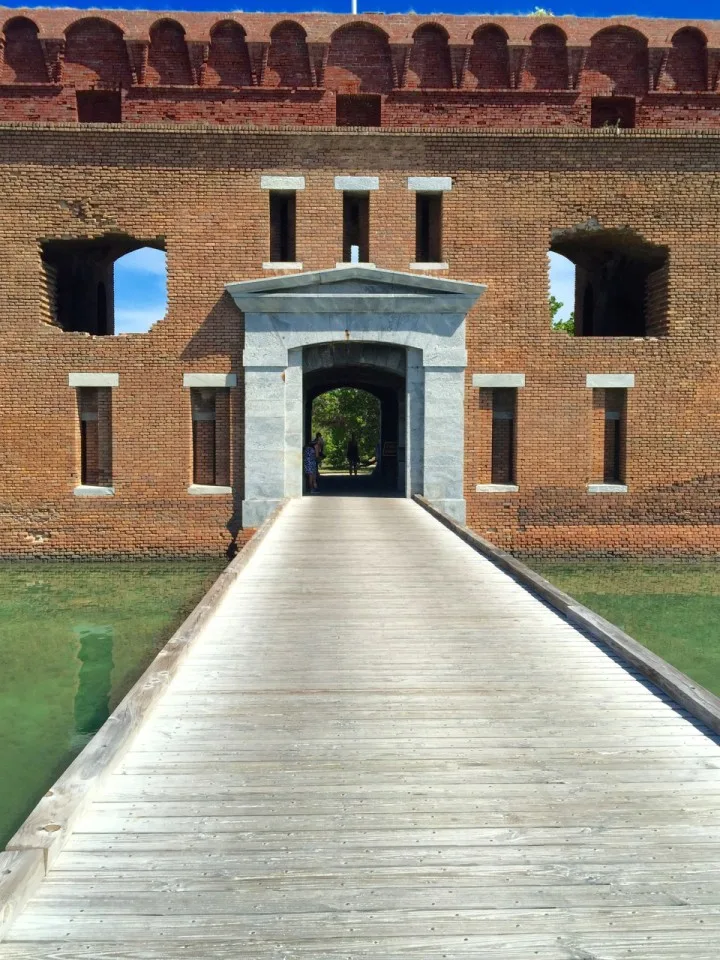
[531,561,720,696]
[0,560,225,848]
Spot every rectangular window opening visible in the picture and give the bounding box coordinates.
[590,96,635,129]
[415,193,442,263]
[342,192,370,263]
[491,388,517,485]
[77,387,112,486]
[76,90,122,124]
[269,191,296,263]
[336,94,381,127]
[603,388,626,484]
[192,388,217,486]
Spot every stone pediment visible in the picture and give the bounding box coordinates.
[226,265,486,314]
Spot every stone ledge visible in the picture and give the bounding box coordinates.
[407,176,453,192]
[476,483,519,493]
[73,485,114,497]
[410,262,449,271]
[183,373,237,388]
[260,175,305,191]
[586,373,635,388]
[334,175,379,191]
[587,483,628,494]
[262,262,303,271]
[413,493,720,739]
[68,373,119,388]
[472,373,525,388]
[188,484,232,496]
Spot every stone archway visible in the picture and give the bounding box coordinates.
[226,264,486,526]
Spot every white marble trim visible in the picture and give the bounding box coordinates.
[334,176,379,191]
[183,373,237,388]
[260,175,305,191]
[68,373,119,387]
[408,176,452,192]
[476,483,519,493]
[586,374,635,388]
[263,262,303,271]
[73,485,114,497]
[188,484,232,495]
[472,373,525,388]
[410,262,449,271]
[587,483,628,493]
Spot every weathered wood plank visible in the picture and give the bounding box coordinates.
[3,496,720,957]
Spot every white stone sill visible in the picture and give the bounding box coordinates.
[587,483,628,494]
[262,262,303,271]
[188,484,232,496]
[410,262,449,271]
[335,262,376,269]
[73,485,114,497]
[476,484,519,493]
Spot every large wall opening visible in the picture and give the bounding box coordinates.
[42,236,166,335]
[550,225,668,336]
[303,342,406,497]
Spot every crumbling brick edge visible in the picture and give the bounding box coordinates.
[414,494,720,736]
[0,500,288,940]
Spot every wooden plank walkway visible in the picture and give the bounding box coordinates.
[3,496,720,959]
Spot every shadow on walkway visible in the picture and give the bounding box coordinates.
[310,472,401,498]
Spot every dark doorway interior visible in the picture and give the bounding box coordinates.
[303,349,406,498]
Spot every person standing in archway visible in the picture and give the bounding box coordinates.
[347,434,359,477]
[304,440,318,493]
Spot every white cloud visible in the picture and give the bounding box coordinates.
[114,306,166,335]
[548,251,576,323]
[114,247,167,277]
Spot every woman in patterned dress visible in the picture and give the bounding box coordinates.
[304,441,318,492]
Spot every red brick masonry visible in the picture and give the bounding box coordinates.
[0,9,718,558]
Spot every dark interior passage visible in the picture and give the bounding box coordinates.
[302,343,406,498]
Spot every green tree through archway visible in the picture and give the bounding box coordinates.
[312,388,380,469]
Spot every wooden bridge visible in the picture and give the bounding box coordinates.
[2,496,720,958]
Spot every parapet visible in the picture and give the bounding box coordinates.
[1,9,719,129]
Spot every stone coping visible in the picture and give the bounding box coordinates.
[414,494,720,738]
[3,123,720,141]
[0,501,287,941]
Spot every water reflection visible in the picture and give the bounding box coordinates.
[73,626,114,746]
[0,559,225,847]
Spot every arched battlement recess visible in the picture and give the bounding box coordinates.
[466,24,510,90]
[407,24,452,90]
[326,23,393,93]
[266,21,312,89]
[526,25,568,90]
[147,19,192,86]
[1,17,48,83]
[226,264,486,526]
[206,21,251,87]
[664,27,707,91]
[584,26,649,95]
[63,18,132,88]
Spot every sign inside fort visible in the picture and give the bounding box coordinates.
[0,9,717,558]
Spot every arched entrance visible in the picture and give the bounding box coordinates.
[303,342,406,495]
[226,264,486,526]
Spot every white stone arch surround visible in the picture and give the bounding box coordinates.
[226,265,486,526]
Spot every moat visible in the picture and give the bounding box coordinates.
[0,559,225,848]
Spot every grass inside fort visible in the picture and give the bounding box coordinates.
[532,561,720,697]
[0,559,225,848]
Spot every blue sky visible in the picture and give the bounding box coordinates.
[1,1,715,18]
